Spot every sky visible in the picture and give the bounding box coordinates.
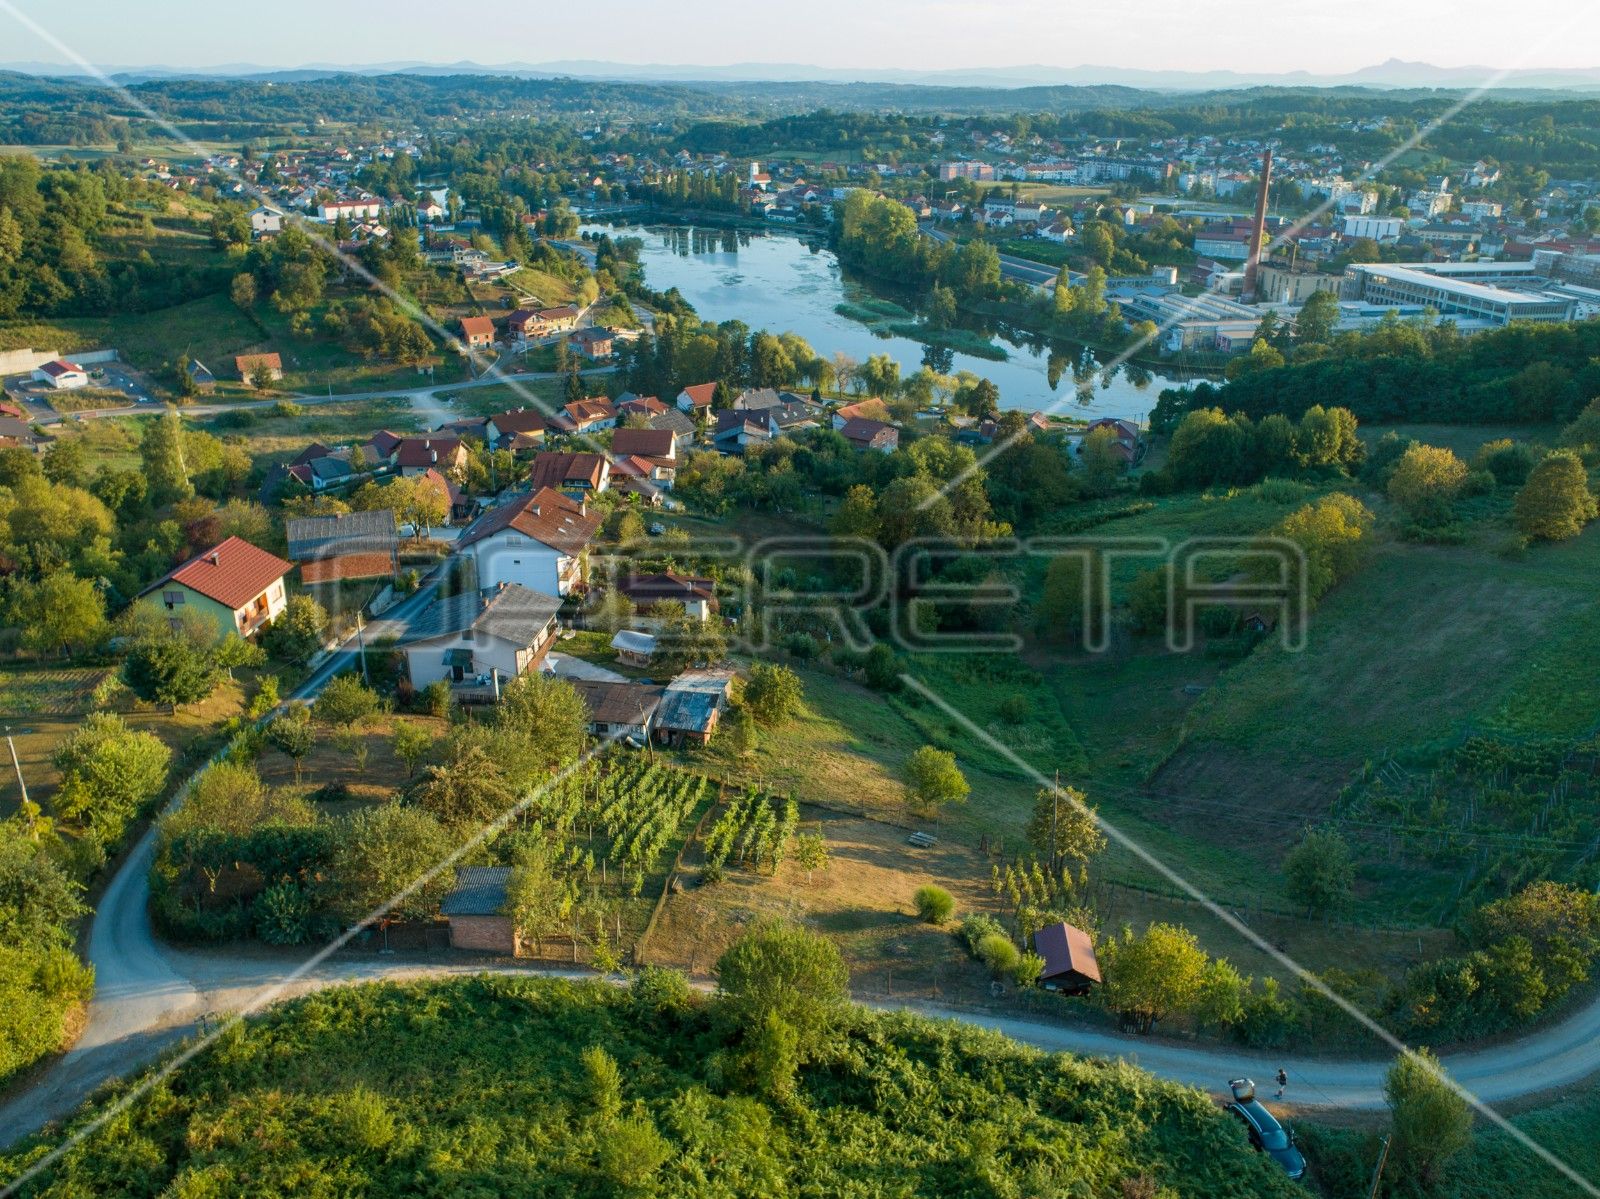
[2,0,1597,75]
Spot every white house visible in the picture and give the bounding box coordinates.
[400,583,561,695]
[250,205,286,235]
[317,198,384,221]
[457,486,601,598]
[31,359,89,390]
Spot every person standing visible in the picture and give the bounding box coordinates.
[1274,1068,1288,1099]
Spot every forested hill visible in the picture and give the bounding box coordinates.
[1,974,1299,1198]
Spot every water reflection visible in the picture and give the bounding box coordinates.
[584,222,1197,420]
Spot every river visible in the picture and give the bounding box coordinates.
[583,222,1195,421]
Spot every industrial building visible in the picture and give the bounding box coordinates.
[1341,262,1577,326]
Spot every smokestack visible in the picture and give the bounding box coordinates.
[1242,148,1273,304]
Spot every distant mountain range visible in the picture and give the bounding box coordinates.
[5,56,1600,92]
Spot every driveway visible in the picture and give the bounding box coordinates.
[543,651,628,683]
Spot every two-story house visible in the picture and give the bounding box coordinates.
[137,536,293,642]
[400,582,562,695]
[457,487,601,597]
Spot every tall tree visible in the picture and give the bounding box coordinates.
[140,409,193,505]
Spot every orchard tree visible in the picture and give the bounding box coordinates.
[7,572,107,657]
[266,708,316,783]
[743,663,804,727]
[1284,826,1356,918]
[791,833,829,884]
[715,919,850,1036]
[901,746,969,817]
[505,833,574,957]
[391,722,435,778]
[264,594,329,664]
[1026,783,1106,875]
[312,674,380,728]
[331,803,454,934]
[496,673,589,772]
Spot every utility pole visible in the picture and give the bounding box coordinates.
[1366,1135,1391,1199]
[355,611,369,684]
[7,732,29,808]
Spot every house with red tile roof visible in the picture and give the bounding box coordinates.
[234,352,283,383]
[459,316,496,349]
[136,536,293,641]
[391,436,466,477]
[555,396,618,433]
[528,450,611,495]
[675,383,716,413]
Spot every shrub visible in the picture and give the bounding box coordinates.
[312,674,380,727]
[1014,951,1046,988]
[958,913,1006,956]
[1472,439,1540,486]
[254,882,313,945]
[417,679,454,718]
[998,694,1029,723]
[976,932,1021,977]
[914,884,955,924]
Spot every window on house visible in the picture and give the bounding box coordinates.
[162,590,185,608]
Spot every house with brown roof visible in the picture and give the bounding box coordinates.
[610,427,679,462]
[616,393,668,419]
[528,451,611,496]
[459,316,496,349]
[457,486,601,596]
[485,408,549,452]
[1032,921,1101,995]
[136,536,293,642]
[508,306,579,338]
[568,327,615,360]
[568,679,665,744]
[616,572,719,622]
[391,436,466,477]
[556,396,617,433]
[234,352,283,383]
[838,416,900,454]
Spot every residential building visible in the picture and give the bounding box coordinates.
[611,426,681,462]
[400,582,562,696]
[676,383,716,413]
[460,316,496,349]
[485,408,548,452]
[391,436,466,478]
[832,398,892,428]
[838,416,900,453]
[1341,215,1404,242]
[137,536,292,642]
[557,396,618,433]
[528,451,611,495]
[616,573,718,621]
[507,306,579,338]
[457,486,601,596]
[568,327,616,360]
[234,352,283,383]
[568,679,665,744]
[317,198,383,221]
[249,205,286,235]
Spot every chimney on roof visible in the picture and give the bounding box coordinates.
[207,551,220,566]
[430,448,438,463]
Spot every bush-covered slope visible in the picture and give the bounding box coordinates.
[3,975,1300,1198]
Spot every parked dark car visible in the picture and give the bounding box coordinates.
[1225,1079,1306,1182]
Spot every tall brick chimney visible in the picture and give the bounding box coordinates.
[1242,148,1274,304]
